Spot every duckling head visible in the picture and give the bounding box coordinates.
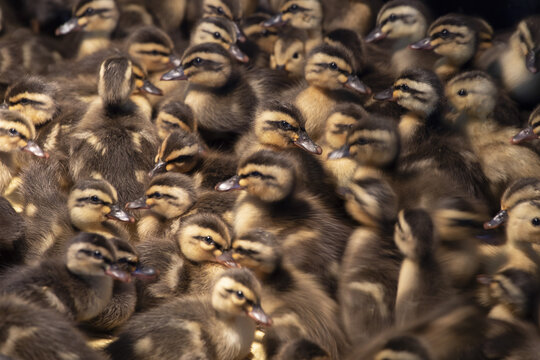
[126,25,178,72]
[254,101,321,154]
[66,232,130,282]
[304,44,370,94]
[445,71,497,120]
[485,178,540,229]
[263,0,323,30]
[505,200,540,245]
[270,28,306,77]
[509,15,540,74]
[4,76,59,128]
[211,268,271,325]
[216,150,296,203]
[110,237,157,280]
[243,13,279,54]
[176,213,232,263]
[150,130,202,176]
[374,68,442,118]
[432,196,488,242]
[328,113,399,168]
[374,335,430,360]
[324,29,366,73]
[409,14,483,67]
[126,172,197,219]
[228,229,281,277]
[191,17,249,63]
[394,208,435,262]
[161,43,233,87]
[68,179,134,231]
[202,0,245,42]
[154,101,196,140]
[513,104,540,144]
[98,56,135,107]
[0,109,46,157]
[366,0,431,43]
[323,103,366,150]
[340,167,398,228]
[56,0,119,36]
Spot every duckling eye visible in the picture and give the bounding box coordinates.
[389,14,397,22]
[203,236,214,244]
[90,195,100,203]
[250,171,264,178]
[279,121,294,130]
[329,62,338,70]
[519,33,526,43]
[532,218,540,226]
[292,52,299,59]
[151,192,163,199]
[261,29,269,36]
[8,128,18,136]
[213,32,221,39]
[397,84,409,91]
[193,57,203,66]
[236,290,244,299]
[19,98,30,105]
[356,137,369,145]
[84,7,95,16]
[216,6,224,15]
[288,4,299,12]
[457,89,468,96]
[440,29,450,38]
[93,250,103,259]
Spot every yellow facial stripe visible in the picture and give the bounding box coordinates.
[309,52,351,74]
[217,276,257,303]
[157,112,193,133]
[76,0,114,17]
[183,224,229,249]
[164,143,199,162]
[130,42,171,56]
[72,189,113,205]
[0,120,33,140]
[183,51,228,65]
[204,0,234,19]
[378,5,418,24]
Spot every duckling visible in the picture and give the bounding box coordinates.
[1,232,130,322]
[324,0,383,37]
[0,294,106,360]
[394,208,453,326]
[365,0,437,76]
[55,0,120,59]
[217,150,352,295]
[338,168,401,345]
[374,68,490,209]
[108,268,270,360]
[513,104,540,148]
[263,0,323,54]
[228,229,348,359]
[445,70,540,200]
[270,27,307,79]
[485,177,540,229]
[126,172,197,241]
[0,109,47,195]
[294,43,370,142]
[410,13,493,80]
[0,196,24,272]
[150,130,238,190]
[191,16,249,63]
[69,56,159,205]
[161,43,257,148]
[276,339,330,360]
[153,101,196,140]
[184,0,245,40]
[19,171,133,263]
[135,212,232,310]
[242,13,279,66]
[478,15,540,107]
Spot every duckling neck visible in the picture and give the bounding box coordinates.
[78,32,113,59]
[0,152,15,193]
[399,112,424,148]
[506,241,540,274]
[305,29,323,54]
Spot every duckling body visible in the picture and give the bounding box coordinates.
[107,268,270,360]
[0,196,24,272]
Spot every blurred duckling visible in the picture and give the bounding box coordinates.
[0,294,106,360]
[69,56,159,205]
[126,172,197,241]
[242,13,280,66]
[135,212,232,310]
[275,339,331,360]
[107,268,270,360]
[228,229,347,359]
[324,0,383,37]
[0,196,24,272]
[55,0,120,59]
[270,27,307,79]
[1,232,130,322]
[365,0,436,76]
[445,70,540,200]
[478,15,540,107]
[161,43,258,148]
[153,101,196,140]
[410,13,493,80]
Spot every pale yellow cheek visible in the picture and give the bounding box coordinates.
[239,179,247,187]
[337,74,348,84]
[101,206,110,215]
[165,164,175,171]
[146,199,155,206]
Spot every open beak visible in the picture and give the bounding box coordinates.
[247,304,272,326]
[106,204,135,223]
[365,26,386,43]
[140,80,163,95]
[161,66,188,81]
[132,266,159,280]
[262,14,286,28]
[526,51,538,73]
[215,175,244,191]
[344,75,371,94]
[373,87,395,101]
[22,141,48,158]
[409,37,433,50]
[233,22,246,42]
[327,144,350,160]
[55,17,82,36]
[105,264,132,283]
[148,161,167,177]
[512,126,538,144]
[293,130,322,155]
[483,209,508,229]
[216,251,239,268]
[230,44,250,63]
[126,196,150,210]
[169,54,181,67]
